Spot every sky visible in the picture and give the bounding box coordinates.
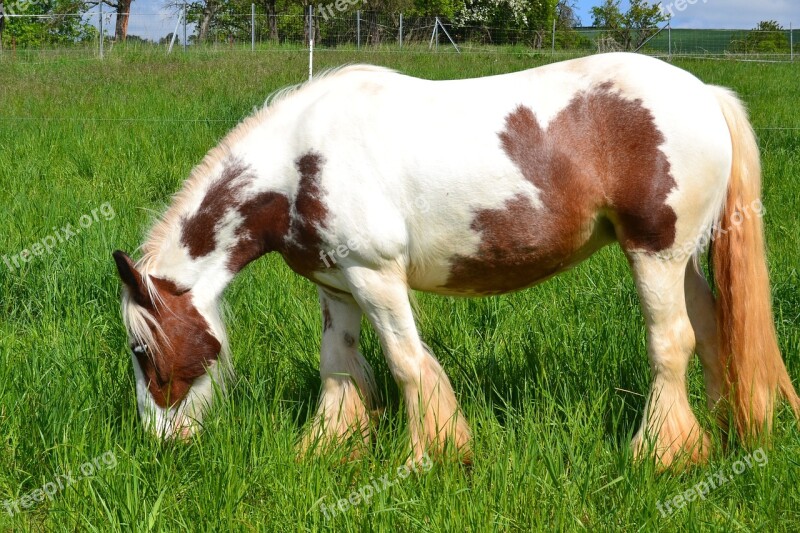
[112,0,800,42]
[574,0,800,29]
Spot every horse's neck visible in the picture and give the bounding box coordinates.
[144,129,291,304]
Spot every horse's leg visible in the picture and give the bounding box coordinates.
[345,267,471,463]
[684,261,726,421]
[299,287,378,456]
[629,253,710,468]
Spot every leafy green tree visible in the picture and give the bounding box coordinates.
[0,3,6,47]
[730,20,791,54]
[456,0,559,48]
[1,0,95,47]
[591,0,665,50]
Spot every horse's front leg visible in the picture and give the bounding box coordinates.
[299,287,378,457]
[345,266,471,464]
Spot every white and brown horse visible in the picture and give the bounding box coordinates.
[114,53,799,468]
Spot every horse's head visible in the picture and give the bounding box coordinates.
[113,250,226,440]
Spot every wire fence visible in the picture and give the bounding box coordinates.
[0,10,797,62]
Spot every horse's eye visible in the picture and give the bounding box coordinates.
[131,344,148,355]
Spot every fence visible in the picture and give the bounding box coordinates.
[0,9,797,62]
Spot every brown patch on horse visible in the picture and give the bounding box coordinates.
[322,300,333,332]
[134,277,221,408]
[281,152,332,277]
[178,152,332,278]
[180,161,253,259]
[227,192,291,272]
[445,82,676,294]
[343,332,356,348]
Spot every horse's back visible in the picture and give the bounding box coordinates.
[278,55,734,296]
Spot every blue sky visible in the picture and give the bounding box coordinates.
[119,0,800,42]
[573,0,800,29]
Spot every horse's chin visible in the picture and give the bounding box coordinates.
[142,404,203,442]
[133,356,218,441]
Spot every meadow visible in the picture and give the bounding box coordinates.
[1,49,799,531]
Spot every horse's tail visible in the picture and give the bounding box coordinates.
[710,86,800,440]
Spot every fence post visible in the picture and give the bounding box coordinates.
[791,23,794,61]
[183,1,187,51]
[99,2,104,59]
[356,10,360,49]
[668,22,672,60]
[251,3,255,51]
[551,18,555,55]
[399,12,403,49]
[308,6,314,80]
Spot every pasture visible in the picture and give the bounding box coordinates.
[1,49,799,531]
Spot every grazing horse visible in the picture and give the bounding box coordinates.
[114,53,799,468]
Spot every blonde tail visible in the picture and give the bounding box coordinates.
[710,86,800,440]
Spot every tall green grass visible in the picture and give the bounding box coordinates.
[1,50,798,531]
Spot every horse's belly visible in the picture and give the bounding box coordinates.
[409,216,615,297]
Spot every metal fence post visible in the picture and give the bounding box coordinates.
[668,22,672,60]
[356,10,360,49]
[99,2,104,59]
[251,3,255,51]
[551,18,555,55]
[308,6,313,80]
[399,12,403,49]
[791,23,794,62]
[183,1,187,51]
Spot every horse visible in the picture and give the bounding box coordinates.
[113,52,799,469]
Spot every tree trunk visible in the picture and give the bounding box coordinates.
[114,0,131,41]
[0,2,6,51]
[367,11,380,46]
[265,0,278,41]
[199,5,214,42]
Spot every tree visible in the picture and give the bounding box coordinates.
[165,0,223,43]
[159,31,178,44]
[730,20,790,54]
[110,0,133,40]
[456,0,559,48]
[1,0,95,47]
[84,0,135,41]
[0,3,6,49]
[555,0,579,29]
[262,0,277,41]
[554,0,591,50]
[591,0,665,50]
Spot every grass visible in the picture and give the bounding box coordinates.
[0,49,799,531]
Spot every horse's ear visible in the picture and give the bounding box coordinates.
[113,250,148,305]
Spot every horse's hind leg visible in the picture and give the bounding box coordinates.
[629,253,710,468]
[344,267,471,463]
[299,287,378,457]
[684,261,726,421]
